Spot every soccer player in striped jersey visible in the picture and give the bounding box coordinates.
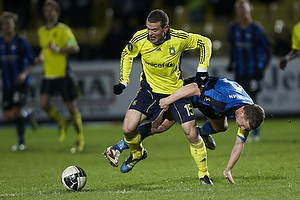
[36,0,84,153]
[226,0,270,142]
[103,9,213,185]
[158,77,265,184]
[0,12,38,151]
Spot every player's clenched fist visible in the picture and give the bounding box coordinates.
[114,83,126,95]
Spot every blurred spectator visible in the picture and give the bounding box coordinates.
[208,0,236,21]
[186,0,207,24]
[112,0,151,29]
[3,0,31,30]
[273,26,291,57]
[100,0,152,59]
[71,0,92,27]
[100,19,133,59]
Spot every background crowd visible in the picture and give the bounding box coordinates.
[0,0,297,60]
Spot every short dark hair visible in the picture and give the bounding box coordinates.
[147,9,169,28]
[244,104,265,130]
[43,0,61,14]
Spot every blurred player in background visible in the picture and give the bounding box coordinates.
[226,0,270,142]
[104,9,213,185]
[279,3,300,70]
[0,11,38,151]
[36,0,84,153]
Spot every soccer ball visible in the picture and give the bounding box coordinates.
[61,166,87,191]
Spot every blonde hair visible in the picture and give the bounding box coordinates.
[0,11,18,24]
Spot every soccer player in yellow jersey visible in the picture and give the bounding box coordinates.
[36,0,84,153]
[279,4,300,70]
[103,9,213,185]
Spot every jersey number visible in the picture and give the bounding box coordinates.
[184,104,195,116]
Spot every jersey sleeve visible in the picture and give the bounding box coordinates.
[119,31,143,84]
[237,127,250,142]
[257,25,270,50]
[64,27,78,47]
[184,33,212,70]
[291,23,300,51]
[21,37,36,65]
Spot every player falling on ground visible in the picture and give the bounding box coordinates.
[105,76,265,184]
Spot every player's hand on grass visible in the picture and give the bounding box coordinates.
[113,83,126,95]
[223,169,235,184]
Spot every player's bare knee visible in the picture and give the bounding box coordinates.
[122,127,136,138]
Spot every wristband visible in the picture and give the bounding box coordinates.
[53,46,60,52]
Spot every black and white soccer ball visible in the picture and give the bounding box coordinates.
[61,166,87,191]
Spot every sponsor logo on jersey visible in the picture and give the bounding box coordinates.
[145,61,174,68]
[128,43,133,51]
[204,96,211,102]
[169,47,175,55]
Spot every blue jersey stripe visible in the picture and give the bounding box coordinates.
[0,35,35,89]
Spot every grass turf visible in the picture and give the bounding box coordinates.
[0,118,299,199]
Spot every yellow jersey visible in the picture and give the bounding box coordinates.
[237,127,250,142]
[120,28,212,94]
[292,22,300,51]
[38,22,78,78]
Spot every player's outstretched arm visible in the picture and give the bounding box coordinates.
[223,169,234,184]
[279,49,298,70]
[159,83,201,110]
[223,135,245,184]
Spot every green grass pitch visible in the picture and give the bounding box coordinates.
[0,118,299,199]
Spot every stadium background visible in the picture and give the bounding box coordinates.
[0,0,299,122]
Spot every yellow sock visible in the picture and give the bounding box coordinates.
[71,109,83,141]
[190,139,209,179]
[125,133,144,159]
[46,105,66,125]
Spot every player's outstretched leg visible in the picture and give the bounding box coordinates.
[103,146,121,167]
[120,149,147,173]
[103,139,128,167]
